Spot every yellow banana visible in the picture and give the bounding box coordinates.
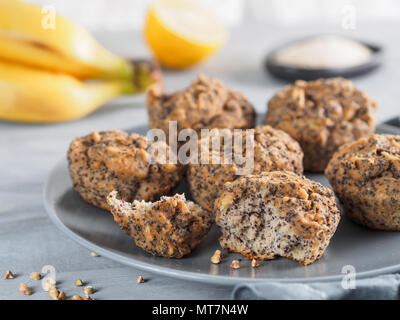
[0,60,146,123]
[0,0,133,79]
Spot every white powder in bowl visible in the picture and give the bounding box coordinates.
[274,35,373,69]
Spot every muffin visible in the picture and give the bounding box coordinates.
[326,134,400,230]
[107,191,213,258]
[187,125,304,212]
[264,77,378,172]
[147,74,255,141]
[67,130,183,210]
[215,171,340,265]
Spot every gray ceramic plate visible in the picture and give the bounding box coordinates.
[44,125,400,285]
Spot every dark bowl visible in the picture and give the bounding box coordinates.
[376,116,400,135]
[265,35,383,81]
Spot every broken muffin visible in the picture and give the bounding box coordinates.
[214,171,340,265]
[187,125,304,212]
[147,74,256,141]
[264,77,378,172]
[107,191,213,258]
[67,130,183,210]
[326,134,400,230]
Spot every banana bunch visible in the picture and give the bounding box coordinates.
[0,0,160,123]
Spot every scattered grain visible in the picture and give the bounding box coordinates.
[75,279,83,287]
[4,270,14,279]
[251,259,260,268]
[30,272,41,280]
[19,283,31,295]
[210,250,223,264]
[84,286,94,295]
[230,260,240,269]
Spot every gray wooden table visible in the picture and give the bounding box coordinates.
[0,23,399,300]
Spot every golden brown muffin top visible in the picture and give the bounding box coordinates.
[267,77,377,127]
[147,74,255,134]
[67,130,183,209]
[326,134,400,183]
[70,130,179,178]
[190,125,303,176]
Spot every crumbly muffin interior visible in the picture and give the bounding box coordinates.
[107,191,213,258]
[215,171,341,265]
[219,193,308,262]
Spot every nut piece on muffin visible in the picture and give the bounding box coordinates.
[326,134,400,231]
[187,125,304,212]
[67,130,183,210]
[107,191,213,258]
[147,74,255,141]
[214,171,340,265]
[264,77,378,172]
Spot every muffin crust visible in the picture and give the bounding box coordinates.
[147,74,255,141]
[187,125,304,212]
[107,191,213,258]
[264,77,378,172]
[67,130,183,210]
[326,134,400,230]
[215,171,340,265]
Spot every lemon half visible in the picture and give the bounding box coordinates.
[144,0,227,69]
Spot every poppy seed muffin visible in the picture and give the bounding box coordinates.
[107,191,213,258]
[187,125,304,212]
[264,77,378,172]
[147,74,255,141]
[215,171,340,265]
[326,134,400,231]
[67,130,183,210]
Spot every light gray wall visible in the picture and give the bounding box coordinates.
[25,0,400,31]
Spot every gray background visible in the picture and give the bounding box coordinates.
[0,22,399,299]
